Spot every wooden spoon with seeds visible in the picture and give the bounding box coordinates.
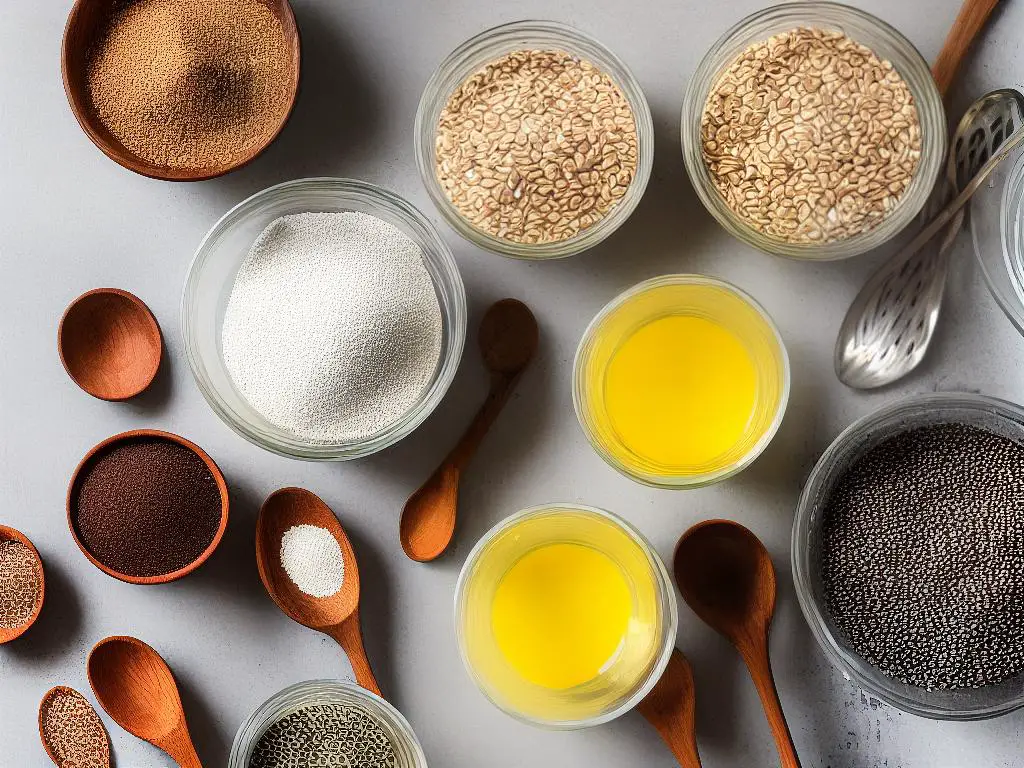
[88,636,204,768]
[400,299,538,562]
[0,524,45,644]
[256,487,381,696]
[38,686,111,768]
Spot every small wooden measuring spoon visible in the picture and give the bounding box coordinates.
[256,487,381,696]
[400,299,538,562]
[674,520,800,768]
[87,636,204,768]
[38,686,111,768]
[637,649,702,767]
[0,524,45,644]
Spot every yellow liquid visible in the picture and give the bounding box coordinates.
[491,543,631,690]
[605,315,757,466]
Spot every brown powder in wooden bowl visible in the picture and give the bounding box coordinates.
[86,0,294,171]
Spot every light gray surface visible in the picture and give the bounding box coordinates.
[2,1,1023,766]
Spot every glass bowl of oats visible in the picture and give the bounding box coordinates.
[415,20,654,260]
[681,2,945,261]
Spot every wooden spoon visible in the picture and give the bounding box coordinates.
[38,686,111,768]
[256,487,381,696]
[674,520,800,768]
[87,636,204,768]
[400,299,539,562]
[0,524,45,644]
[58,288,163,401]
[637,649,702,767]
[932,0,1002,98]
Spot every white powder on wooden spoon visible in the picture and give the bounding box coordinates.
[280,524,346,598]
[222,211,443,443]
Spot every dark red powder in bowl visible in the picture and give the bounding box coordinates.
[71,437,223,578]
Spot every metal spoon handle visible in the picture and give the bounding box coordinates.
[897,125,1024,262]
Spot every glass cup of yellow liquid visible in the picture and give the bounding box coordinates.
[574,274,790,488]
[454,504,677,728]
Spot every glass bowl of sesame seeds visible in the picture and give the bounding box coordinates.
[229,679,428,768]
[681,1,946,260]
[415,20,654,260]
[793,393,1024,720]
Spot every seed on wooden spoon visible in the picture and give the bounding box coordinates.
[256,487,381,696]
[88,635,205,768]
[400,298,538,562]
[39,686,111,768]
[674,520,801,768]
[0,524,45,644]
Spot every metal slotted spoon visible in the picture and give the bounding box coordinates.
[835,89,1024,389]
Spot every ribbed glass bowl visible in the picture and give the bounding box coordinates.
[792,393,1024,720]
[414,20,654,260]
[681,1,946,260]
[181,177,466,461]
[228,680,428,768]
[970,103,1024,337]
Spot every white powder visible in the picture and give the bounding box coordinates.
[222,211,443,443]
[280,524,346,598]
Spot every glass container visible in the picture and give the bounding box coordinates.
[792,392,1024,720]
[681,1,946,260]
[181,177,467,461]
[415,20,654,260]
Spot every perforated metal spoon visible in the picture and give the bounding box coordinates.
[835,89,1024,388]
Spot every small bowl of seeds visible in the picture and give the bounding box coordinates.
[229,679,427,768]
[681,2,945,260]
[794,393,1024,720]
[415,20,654,259]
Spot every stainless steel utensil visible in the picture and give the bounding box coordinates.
[835,89,1024,389]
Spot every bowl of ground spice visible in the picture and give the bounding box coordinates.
[0,525,45,644]
[61,0,300,181]
[182,178,466,460]
[415,20,653,259]
[229,679,427,768]
[794,393,1024,720]
[681,2,945,260]
[67,430,229,584]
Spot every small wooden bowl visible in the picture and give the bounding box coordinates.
[0,525,45,644]
[66,430,230,585]
[61,0,301,182]
[58,288,163,401]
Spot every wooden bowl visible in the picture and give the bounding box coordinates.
[61,0,301,182]
[66,430,230,585]
[58,288,163,401]
[0,525,45,644]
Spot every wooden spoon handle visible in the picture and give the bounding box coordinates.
[447,371,521,471]
[740,641,801,768]
[158,724,204,768]
[636,649,702,768]
[932,0,1001,98]
[330,614,382,697]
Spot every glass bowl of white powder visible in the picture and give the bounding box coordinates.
[182,177,467,460]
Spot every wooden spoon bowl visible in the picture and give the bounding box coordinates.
[256,487,381,695]
[61,0,301,181]
[66,430,230,585]
[88,636,204,767]
[58,288,162,401]
[0,525,45,644]
[38,686,111,768]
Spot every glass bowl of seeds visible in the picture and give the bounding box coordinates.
[182,177,467,461]
[229,679,428,768]
[681,1,946,260]
[793,393,1024,720]
[415,20,654,259]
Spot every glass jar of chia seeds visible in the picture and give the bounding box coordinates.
[229,680,428,767]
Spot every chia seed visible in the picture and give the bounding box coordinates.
[821,422,1024,690]
[249,703,397,768]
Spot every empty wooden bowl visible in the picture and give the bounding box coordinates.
[0,525,45,644]
[61,0,301,181]
[58,289,162,401]
[66,430,230,585]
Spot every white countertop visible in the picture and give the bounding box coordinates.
[3,1,1024,766]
